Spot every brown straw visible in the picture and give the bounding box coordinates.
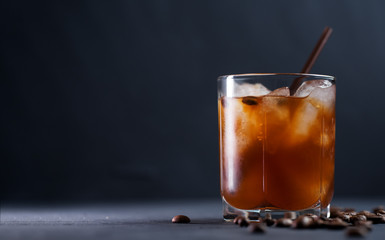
[289,26,333,95]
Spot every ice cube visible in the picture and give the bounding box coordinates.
[287,82,335,146]
[289,101,319,141]
[307,84,336,110]
[233,83,270,97]
[294,80,332,97]
[267,87,290,96]
[262,87,290,120]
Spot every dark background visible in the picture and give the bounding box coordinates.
[1,0,385,204]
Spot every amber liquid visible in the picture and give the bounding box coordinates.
[219,90,335,211]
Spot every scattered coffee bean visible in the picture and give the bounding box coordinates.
[377,209,385,215]
[248,223,266,233]
[345,211,357,216]
[365,213,380,222]
[367,214,385,224]
[357,210,371,217]
[304,213,319,221]
[294,216,314,229]
[314,218,325,228]
[276,218,293,227]
[350,215,367,224]
[353,220,373,231]
[172,215,190,223]
[374,209,385,215]
[344,208,356,213]
[377,214,385,223]
[334,218,347,223]
[230,205,385,235]
[264,218,276,227]
[373,206,384,214]
[324,218,349,229]
[238,218,249,227]
[284,212,297,219]
[346,227,368,237]
[242,96,258,105]
[338,213,351,223]
[233,216,249,227]
[233,216,244,225]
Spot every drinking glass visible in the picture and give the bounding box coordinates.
[218,73,336,221]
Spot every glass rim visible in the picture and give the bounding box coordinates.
[217,73,335,81]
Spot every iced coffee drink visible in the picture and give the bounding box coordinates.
[218,74,335,220]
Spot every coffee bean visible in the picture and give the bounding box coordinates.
[305,214,320,227]
[314,219,326,228]
[304,213,319,220]
[365,213,380,221]
[172,215,190,223]
[346,227,368,237]
[353,220,373,231]
[338,214,351,223]
[242,96,258,105]
[350,215,367,223]
[374,209,385,215]
[324,218,349,229]
[335,218,348,223]
[357,210,371,217]
[233,216,249,227]
[378,215,385,224]
[284,212,297,219]
[367,214,385,224]
[348,211,358,216]
[276,218,293,227]
[264,218,276,227]
[251,215,275,226]
[233,216,244,224]
[344,208,356,213]
[376,209,385,215]
[373,206,384,214]
[294,216,314,229]
[248,223,266,233]
[340,211,356,216]
[238,218,249,227]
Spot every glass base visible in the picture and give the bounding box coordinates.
[222,198,330,222]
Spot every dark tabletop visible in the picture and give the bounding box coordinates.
[1,198,384,240]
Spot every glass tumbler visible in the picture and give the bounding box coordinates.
[218,73,336,221]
